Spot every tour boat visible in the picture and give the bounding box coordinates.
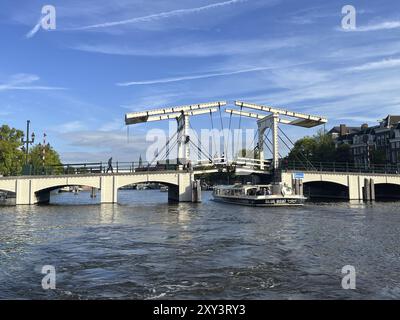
[212,183,306,207]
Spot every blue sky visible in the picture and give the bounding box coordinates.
[1,0,400,162]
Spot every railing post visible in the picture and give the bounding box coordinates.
[100,162,103,173]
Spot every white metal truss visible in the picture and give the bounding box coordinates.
[125,102,226,164]
[227,101,328,170]
[125,101,226,125]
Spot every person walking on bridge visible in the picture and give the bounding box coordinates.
[107,157,113,173]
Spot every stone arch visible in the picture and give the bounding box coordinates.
[32,180,101,204]
[303,180,349,200]
[115,173,179,190]
[0,186,16,194]
[302,176,348,188]
[33,183,100,194]
[0,180,16,193]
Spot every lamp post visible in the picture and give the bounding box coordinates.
[21,120,35,165]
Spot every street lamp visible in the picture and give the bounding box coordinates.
[21,120,35,165]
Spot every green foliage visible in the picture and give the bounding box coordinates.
[287,130,352,164]
[0,125,24,176]
[29,143,62,174]
[0,124,63,176]
[335,144,352,163]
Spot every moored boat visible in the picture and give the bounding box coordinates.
[212,183,306,206]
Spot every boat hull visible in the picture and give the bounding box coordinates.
[212,195,305,207]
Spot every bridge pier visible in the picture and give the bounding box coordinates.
[167,173,195,202]
[100,176,118,204]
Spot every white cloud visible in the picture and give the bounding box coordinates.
[59,130,150,162]
[55,121,87,133]
[71,37,302,57]
[348,58,400,72]
[356,21,400,32]
[26,16,46,38]
[116,61,309,86]
[71,0,247,30]
[117,66,277,86]
[0,73,65,91]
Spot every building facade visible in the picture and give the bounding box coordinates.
[329,115,400,167]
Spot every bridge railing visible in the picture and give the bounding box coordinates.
[20,161,183,176]
[281,161,400,174]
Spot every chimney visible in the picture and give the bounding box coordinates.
[361,123,368,130]
[339,124,347,136]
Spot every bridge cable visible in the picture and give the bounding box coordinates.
[189,140,214,164]
[278,127,316,170]
[277,135,308,169]
[149,130,179,166]
[188,121,214,163]
[264,133,283,159]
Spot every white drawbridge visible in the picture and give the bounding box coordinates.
[125,101,226,166]
[226,101,328,170]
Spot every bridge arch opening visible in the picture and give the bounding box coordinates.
[303,181,349,200]
[0,189,16,205]
[117,181,178,204]
[374,183,400,201]
[34,185,100,205]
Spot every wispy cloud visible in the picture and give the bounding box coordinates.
[71,37,302,57]
[54,121,88,133]
[117,65,300,86]
[71,0,247,30]
[348,58,400,72]
[0,73,65,91]
[356,20,400,32]
[25,16,45,38]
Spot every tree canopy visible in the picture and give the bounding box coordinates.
[0,125,24,176]
[29,143,62,173]
[0,124,62,176]
[286,130,352,164]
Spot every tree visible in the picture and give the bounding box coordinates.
[286,130,352,165]
[335,144,352,163]
[287,136,317,163]
[29,143,62,174]
[0,125,24,176]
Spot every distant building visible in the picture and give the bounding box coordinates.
[328,115,400,166]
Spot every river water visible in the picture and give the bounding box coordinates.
[1,190,400,299]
